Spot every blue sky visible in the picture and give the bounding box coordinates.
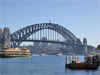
[0,0,100,47]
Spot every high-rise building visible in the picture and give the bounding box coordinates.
[33,42,40,49]
[40,37,48,48]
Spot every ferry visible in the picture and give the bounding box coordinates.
[0,47,32,58]
[56,53,63,56]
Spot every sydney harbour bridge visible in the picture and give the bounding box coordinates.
[0,23,87,51]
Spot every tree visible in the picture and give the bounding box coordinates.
[97,45,100,50]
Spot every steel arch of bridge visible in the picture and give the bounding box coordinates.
[11,23,78,48]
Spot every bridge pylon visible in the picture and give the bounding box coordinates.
[0,27,11,48]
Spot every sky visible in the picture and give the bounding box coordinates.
[0,0,100,47]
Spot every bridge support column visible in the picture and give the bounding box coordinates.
[2,27,11,48]
[0,28,3,48]
[83,38,88,56]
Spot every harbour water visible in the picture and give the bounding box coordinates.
[0,55,100,75]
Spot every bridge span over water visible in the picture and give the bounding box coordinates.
[0,23,87,48]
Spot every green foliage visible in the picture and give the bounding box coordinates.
[97,45,100,50]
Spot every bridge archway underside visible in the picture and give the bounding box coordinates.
[11,23,78,48]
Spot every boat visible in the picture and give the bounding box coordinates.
[40,53,47,56]
[32,54,39,56]
[65,45,100,70]
[56,53,63,56]
[0,47,32,58]
[65,55,99,70]
[66,61,99,70]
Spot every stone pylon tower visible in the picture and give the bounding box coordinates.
[3,27,11,47]
[0,28,3,45]
[83,38,88,56]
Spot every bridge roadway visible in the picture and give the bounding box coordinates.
[11,39,78,46]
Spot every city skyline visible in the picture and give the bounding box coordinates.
[0,0,99,47]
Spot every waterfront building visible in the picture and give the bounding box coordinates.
[33,42,40,49]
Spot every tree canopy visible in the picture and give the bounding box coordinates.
[97,45,100,50]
